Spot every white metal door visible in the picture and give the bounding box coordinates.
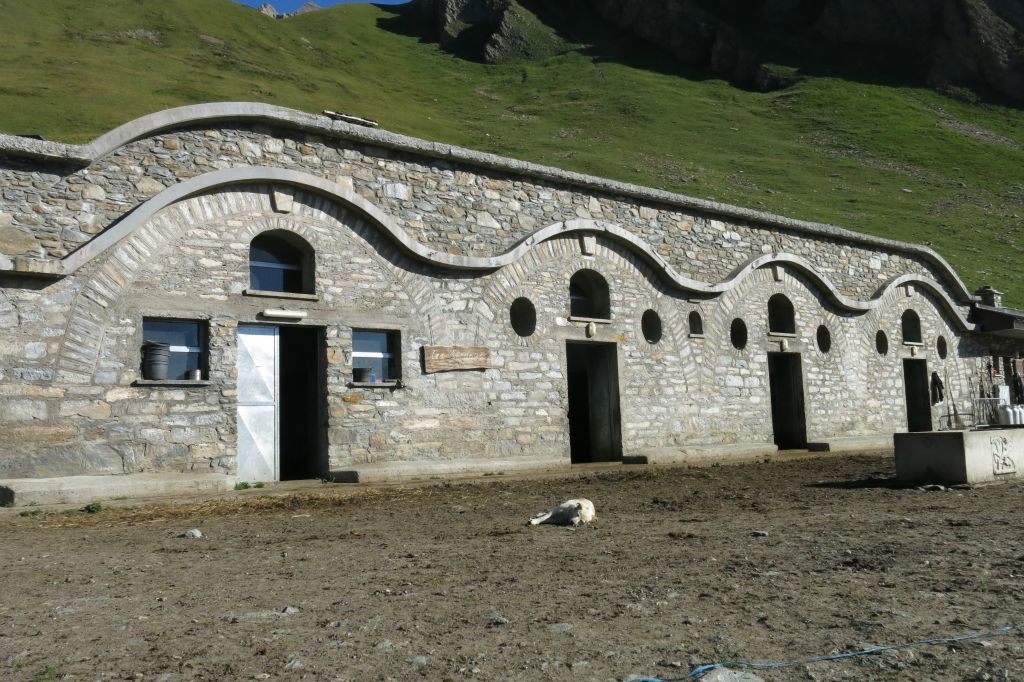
[236,326,279,482]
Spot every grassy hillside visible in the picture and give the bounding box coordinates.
[1,0,1023,304]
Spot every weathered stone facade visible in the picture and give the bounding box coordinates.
[0,103,1019,484]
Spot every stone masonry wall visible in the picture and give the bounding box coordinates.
[0,176,990,478]
[0,125,957,301]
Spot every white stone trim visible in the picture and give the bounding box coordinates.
[47,167,974,331]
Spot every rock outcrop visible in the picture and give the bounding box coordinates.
[253,1,321,20]
[292,1,320,16]
[593,0,1024,100]
[416,0,1024,101]
[416,0,565,63]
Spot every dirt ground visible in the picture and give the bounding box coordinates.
[2,453,1024,682]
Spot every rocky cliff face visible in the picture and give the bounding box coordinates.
[594,0,1024,100]
[416,0,1024,101]
[253,1,320,19]
[416,0,567,62]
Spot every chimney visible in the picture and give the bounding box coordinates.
[976,285,1004,308]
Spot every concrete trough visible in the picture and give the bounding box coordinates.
[895,428,1024,485]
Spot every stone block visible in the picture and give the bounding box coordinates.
[895,429,1024,485]
[5,399,48,421]
[135,177,166,196]
[81,184,106,200]
[0,226,42,256]
[58,401,112,420]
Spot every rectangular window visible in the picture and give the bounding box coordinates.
[142,318,207,380]
[352,329,400,382]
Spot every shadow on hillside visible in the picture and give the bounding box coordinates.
[373,0,714,81]
[373,0,1023,109]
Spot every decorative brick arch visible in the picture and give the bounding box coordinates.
[478,234,699,390]
[54,181,424,382]
[862,284,975,414]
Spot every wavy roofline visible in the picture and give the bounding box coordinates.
[0,102,975,302]
[52,167,972,331]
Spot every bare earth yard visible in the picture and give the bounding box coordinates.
[2,454,1024,681]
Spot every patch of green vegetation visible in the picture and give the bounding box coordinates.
[253,482,265,489]
[81,501,102,514]
[0,0,1022,303]
[33,666,59,682]
[19,509,41,517]
[233,481,251,491]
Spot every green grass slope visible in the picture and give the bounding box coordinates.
[1,0,1022,304]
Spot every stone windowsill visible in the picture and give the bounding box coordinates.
[243,289,320,302]
[133,379,213,387]
[902,341,924,347]
[568,316,612,324]
[688,333,706,339]
[348,381,400,389]
[767,331,797,338]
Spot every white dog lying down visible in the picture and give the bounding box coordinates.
[529,498,597,526]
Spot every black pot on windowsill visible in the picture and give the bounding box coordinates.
[142,341,171,380]
[352,367,371,383]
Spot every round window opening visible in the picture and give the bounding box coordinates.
[937,335,948,359]
[509,297,537,337]
[641,309,662,345]
[876,330,889,356]
[817,325,832,353]
[730,318,748,350]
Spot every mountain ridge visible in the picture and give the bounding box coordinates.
[254,1,320,19]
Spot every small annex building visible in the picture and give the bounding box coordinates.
[0,102,1022,500]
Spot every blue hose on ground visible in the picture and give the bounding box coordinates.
[633,622,1024,681]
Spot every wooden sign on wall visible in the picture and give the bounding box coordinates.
[422,345,491,373]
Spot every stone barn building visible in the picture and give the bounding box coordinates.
[0,103,1021,499]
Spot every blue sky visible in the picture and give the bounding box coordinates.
[234,0,408,11]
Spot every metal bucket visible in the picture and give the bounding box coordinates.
[142,341,171,380]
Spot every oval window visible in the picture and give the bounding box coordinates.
[937,335,948,359]
[876,330,889,356]
[641,309,662,345]
[730,318,748,350]
[816,325,832,353]
[509,297,536,337]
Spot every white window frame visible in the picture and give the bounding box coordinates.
[351,329,400,380]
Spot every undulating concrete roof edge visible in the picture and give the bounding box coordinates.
[0,101,975,303]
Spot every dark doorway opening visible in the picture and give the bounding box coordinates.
[903,358,932,432]
[278,326,326,480]
[768,352,808,449]
[566,342,622,463]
